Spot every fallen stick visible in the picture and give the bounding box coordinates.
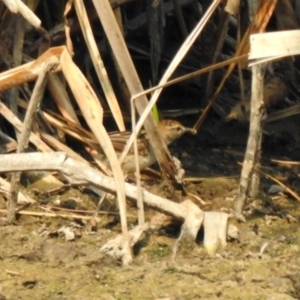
[0,152,187,219]
[0,208,103,221]
[0,152,231,259]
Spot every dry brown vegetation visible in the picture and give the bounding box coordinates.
[1,0,300,298]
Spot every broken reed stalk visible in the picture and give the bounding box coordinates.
[93,0,181,191]
[131,104,145,226]
[73,0,125,132]
[234,62,266,221]
[92,105,145,226]
[60,48,131,265]
[7,57,59,223]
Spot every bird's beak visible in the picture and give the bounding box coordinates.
[184,127,197,135]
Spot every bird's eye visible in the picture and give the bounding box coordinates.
[176,126,181,131]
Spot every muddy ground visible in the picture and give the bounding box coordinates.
[1,116,300,300]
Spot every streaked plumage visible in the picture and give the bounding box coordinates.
[105,120,195,173]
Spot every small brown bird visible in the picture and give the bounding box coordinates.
[106,120,196,173]
[226,76,288,122]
